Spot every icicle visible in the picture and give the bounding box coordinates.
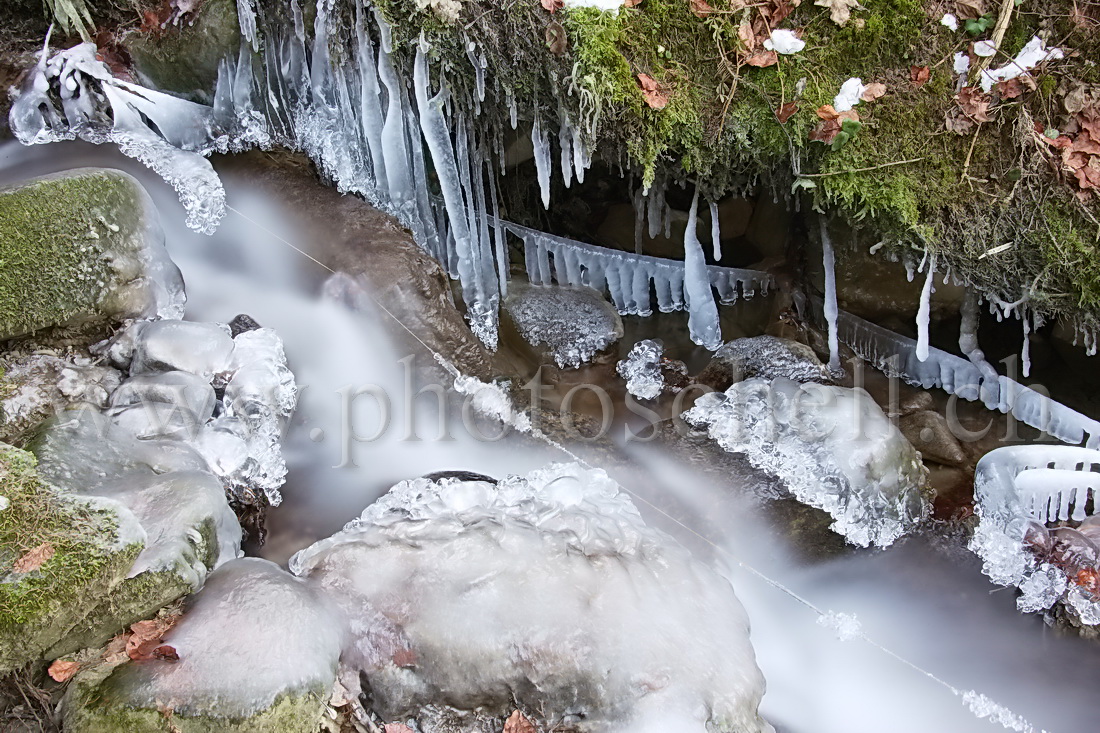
[375,11,414,209]
[959,290,1000,405]
[508,94,518,129]
[572,127,590,184]
[633,187,645,255]
[915,254,937,362]
[683,191,722,350]
[558,115,574,189]
[531,115,552,210]
[709,200,721,262]
[1021,307,1032,378]
[488,162,508,298]
[647,181,663,239]
[819,219,840,372]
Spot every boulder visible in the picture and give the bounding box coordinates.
[899,409,968,468]
[0,169,184,341]
[122,0,243,105]
[696,335,831,392]
[501,282,624,369]
[60,558,341,733]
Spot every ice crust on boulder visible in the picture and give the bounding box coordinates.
[291,463,772,733]
[617,339,665,400]
[710,335,831,385]
[130,321,235,381]
[684,378,930,547]
[503,283,623,368]
[92,558,342,719]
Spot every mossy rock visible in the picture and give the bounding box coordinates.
[0,444,141,673]
[123,0,243,104]
[0,168,162,341]
[61,671,330,733]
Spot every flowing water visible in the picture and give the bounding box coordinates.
[5,139,1099,732]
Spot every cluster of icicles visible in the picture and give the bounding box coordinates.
[12,2,1100,451]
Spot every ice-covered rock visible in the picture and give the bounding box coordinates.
[684,378,930,547]
[291,463,772,733]
[61,558,343,732]
[696,335,831,393]
[617,339,665,400]
[502,282,624,368]
[130,321,235,380]
[0,169,184,341]
[0,353,122,444]
[110,371,217,425]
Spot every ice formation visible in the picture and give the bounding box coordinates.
[684,377,930,547]
[291,464,772,732]
[915,255,936,362]
[503,283,623,368]
[979,36,1064,92]
[806,296,1100,448]
[683,192,723,350]
[92,558,343,719]
[969,445,1100,624]
[816,611,862,642]
[833,78,866,112]
[763,29,805,55]
[617,339,665,400]
[710,336,831,384]
[819,219,840,371]
[940,13,958,30]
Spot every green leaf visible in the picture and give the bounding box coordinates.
[830,132,851,151]
[840,119,862,135]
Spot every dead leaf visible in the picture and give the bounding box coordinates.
[955,0,987,20]
[392,648,417,667]
[767,0,798,24]
[623,0,642,5]
[910,65,930,88]
[814,0,859,26]
[737,21,755,52]
[816,104,839,121]
[13,543,54,573]
[384,725,414,733]
[545,21,567,55]
[745,50,778,68]
[153,645,180,662]
[945,107,975,135]
[689,0,714,17]
[637,74,670,109]
[503,710,536,733]
[776,101,799,123]
[996,78,1025,99]
[540,0,563,12]
[957,86,993,123]
[860,82,887,102]
[838,109,860,123]
[126,615,180,661]
[810,118,841,143]
[47,659,79,683]
[1045,134,1074,150]
[102,634,129,665]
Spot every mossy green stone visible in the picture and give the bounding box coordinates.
[0,168,151,341]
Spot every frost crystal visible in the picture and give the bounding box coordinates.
[504,284,623,368]
[961,691,1040,733]
[833,78,866,112]
[617,339,665,400]
[979,36,1064,92]
[764,29,806,55]
[940,13,958,30]
[816,611,862,641]
[684,378,929,547]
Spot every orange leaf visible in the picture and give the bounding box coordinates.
[996,78,1024,99]
[126,614,181,661]
[910,65,930,87]
[384,725,414,733]
[957,86,992,123]
[624,0,642,5]
[153,645,180,661]
[13,543,54,573]
[503,710,536,733]
[776,101,798,123]
[540,0,563,12]
[744,50,778,68]
[637,74,669,109]
[860,82,887,102]
[810,118,841,143]
[815,104,840,121]
[48,659,79,683]
[689,0,714,17]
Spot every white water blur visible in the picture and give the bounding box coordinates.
[3,140,1099,731]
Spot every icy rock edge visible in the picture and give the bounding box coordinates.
[684,378,930,548]
[290,463,774,733]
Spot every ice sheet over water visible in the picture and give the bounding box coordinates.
[684,378,930,547]
[291,463,772,732]
[505,284,623,368]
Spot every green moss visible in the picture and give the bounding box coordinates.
[0,445,140,672]
[0,169,146,340]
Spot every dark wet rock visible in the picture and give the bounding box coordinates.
[695,335,831,392]
[900,409,968,468]
[422,470,498,484]
[227,313,262,337]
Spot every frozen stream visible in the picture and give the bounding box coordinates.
[4,141,1099,732]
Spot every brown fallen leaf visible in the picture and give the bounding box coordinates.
[744,50,778,68]
[126,615,180,661]
[860,82,887,102]
[910,65,930,88]
[689,0,714,17]
[955,0,987,19]
[48,659,79,683]
[816,104,839,121]
[776,101,799,123]
[102,634,129,665]
[637,73,669,109]
[540,0,563,12]
[503,710,536,733]
[13,543,54,573]
[957,86,993,123]
[814,0,860,26]
[996,78,1024,99]
[384,724,415,733]
[810,118,842,143]
[545,20,567,55]
[1044,134,1074,150]
[737,20,755,52]
[945,107,975,135]
[392,647,417,667]
[623,0,642,5]
[768,0,798,24]
[153,645,180,662]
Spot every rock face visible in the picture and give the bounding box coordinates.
[696,335,831,392]
[502,282,624,369]
[0,445,142,673]
[291,464,773,733]
[123,0,243,105]
[60,558,341,733]
[0,169,184,341]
